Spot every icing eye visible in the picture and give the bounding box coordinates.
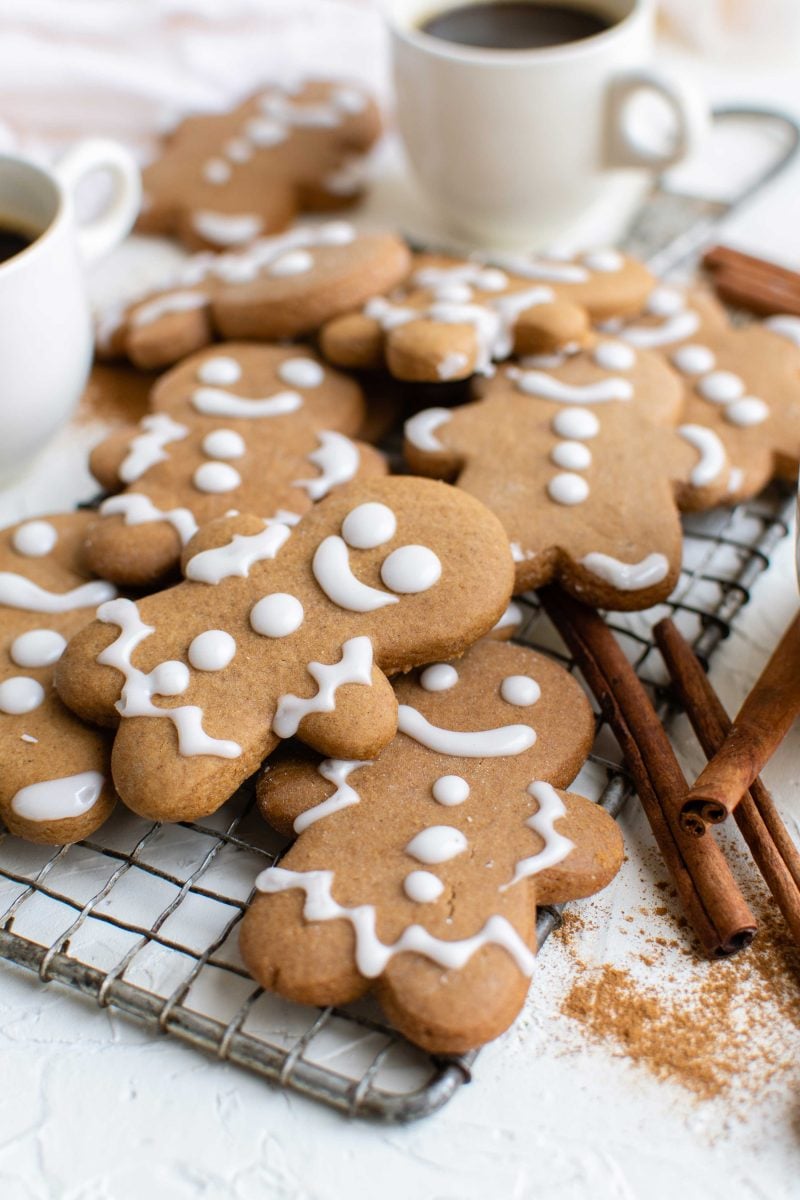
[250,593,304,637]
[500,675,541,706]
[342,502,397,550]
[196,356,242,386]
[277,357,325,389]
[193,462,242,494]
[12,520,58,558]
[188,630,236,672]
[420,663,458,692]
[381,545,441,594]
[149,661,190,697]
[432,775,470,805]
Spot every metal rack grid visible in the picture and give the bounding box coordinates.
[0,483,793,1122]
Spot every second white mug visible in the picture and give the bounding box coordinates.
[386,0,708,247]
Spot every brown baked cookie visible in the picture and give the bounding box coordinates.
[55,477,515,824]
[599,283,729,351]
[0,513,117,844]
[404,340,732,610]
[319,249,653,381]
[85,343,386,588]
[96,222,411,371]
[241,638,623,1054]
[138,80,381,251]
[77,362,156,427]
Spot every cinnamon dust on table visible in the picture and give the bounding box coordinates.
[558,897,800,1103]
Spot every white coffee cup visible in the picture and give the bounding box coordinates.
[386,0,708,247]
[0,141,141,482]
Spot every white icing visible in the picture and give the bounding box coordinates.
[0,676,45,714]
[100,493,198,546]
[277,358,325,389]
[202,429,246,460]
[548,473,589,505]
[0,573,116,613]
[405,825,467,865]
[272,636,373,738]
[244,116,287,147]
[191,211,263,246]
[580,551,669,590]
[191,386,302,419]
[437,352,471,379]
[432,775,470,806]
[501,781,574,890]
[420,663,458,692]
[254,866,536,976]
[10,770,106,823]
[185,520,291,584]
[404,871,444,903]
[513,370,633,404]
[592,340,635,371]
[678,424,726,487]
[500,675,541,706]
[12,521,58,558]
[726,397,769,427]
[397,704,536,756]
[293,758,369,834]
[193,461,242,494]
[698,370,744,404]
[312,536,398,612]
[404,407,452,452]
[119,414,188,484]
[268,250,314,277]
[20,734,38,743]
[250,592,304,638]
[765,314,800,346]
[412,264,509,294]
[131,291,207,328]
[490,253,588,284]
[188,630,236,672]
[671,344,715,375]
[342,503,397,550]
[197,356,242,386]
[645,286,684,317]
[380,545,441,594]
[293,432,359,501]
[550,441,592,470]
[332,85,368,115]
[491,601,523,633]
[97,598,241,758]
[620,310,700,348]
[203,157,232,185]
[583,249,624,272]
[10,629,66,669]
[551,408,599,439]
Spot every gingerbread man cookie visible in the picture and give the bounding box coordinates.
[0,513,117,844]
[138,80,382,251]
[96,221,411,371]
[85,344,386,588]
[608,288,800,500]
[404,340,732,609]
[241,638,623,1054]
[319,248,654,381]
[55,477,515,824]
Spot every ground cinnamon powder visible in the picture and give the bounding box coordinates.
[558,890,800,1103]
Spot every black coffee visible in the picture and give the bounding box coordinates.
[0,220,34,265]
[420,2,611,49]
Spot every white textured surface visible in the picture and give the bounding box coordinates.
[2,23,800,1200]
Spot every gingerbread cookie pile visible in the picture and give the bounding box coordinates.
[4,77,800,1056]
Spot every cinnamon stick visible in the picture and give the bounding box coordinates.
[655,618,800,945]
[683,609,800,829]
[537,586,756,958]
[703,245,800,317]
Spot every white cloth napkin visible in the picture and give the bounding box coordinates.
[0,0,388,163]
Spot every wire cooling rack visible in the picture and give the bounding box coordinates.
[1,106,799,1123]
[0,484,793,1122]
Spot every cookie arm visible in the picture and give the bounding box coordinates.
[533,789,624,905]
[663,420,734,512]
[256,756,356,837]
[89,425,141,494]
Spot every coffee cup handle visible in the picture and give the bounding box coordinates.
[55,139,141,263]
[606,69,709,169]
